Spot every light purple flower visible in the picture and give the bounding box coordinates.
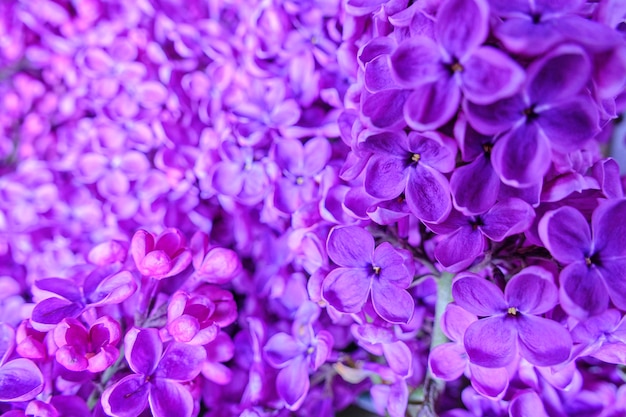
[101,327,206,417]
[131,228,192,279]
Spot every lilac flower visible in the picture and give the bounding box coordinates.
[187,231,241,286]
[426,198,535,272]
[272,137,331,214]
[322,226,415,323]
[570,309,626,363]
[539,199,626,318]
[101,327,206,417]
[389,0,525,130]
[362,130,457,223]
[53,316,121,373]
[465,45,600,188]
[351,323,413,378]
[452,267,572,368]
[264,302,334,410]
[131,228,192,279]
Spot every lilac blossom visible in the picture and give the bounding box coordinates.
[130,228,192,279]
[452,267,572,368]
[0,323,43,403]
[322,226,415,323]
[101,327,206,417]
[539,199,626,318]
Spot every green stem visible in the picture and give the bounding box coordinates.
[430,272,453,349]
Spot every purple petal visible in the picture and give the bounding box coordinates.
[211,162,244,196]
[592,198,626,258]
[364,155,408,200]
[149,380,194,417]
[406,165,452,223]
[264,333,302,368]
[361,131,408,156]
[326,226,374,268]
[469,364,509,399]
[322,268,371,313]
[509,392,549,417]
[407,132,457,173]
[429,343,467,380]
[434,227,485,272]
[362,89,410,130]
[463,94,525,135]
[461,46,525,104]
[480,198,535,241]
[130,230,154,267]
[0,324,14,364]
[599,259,626,311]
[274,138,303,173]
[491,123,551,188]
[505,267,558,315]
[560,263,609,318]
[35,278,82,302]
[276,356,310,410]
[155,342,206,381]
[198,247,241,284]
[313,331,334,370]
[450,155,500,215]
[364,55,396,92]
[538,96,600,152]
[441,303,477,342]
[101,375,149,417]
[464,316,517,368]
[371,281,414,324]
[404,77,461,131]
[125,328,162,376]
[31,298,83,327]
[382,341,413,377]
[538,206,591,264]
[0,358,43,402]
[452,274,507,316]
[390,37,442,87]
[515,314,572,366]
[86,270,137,307]
[436,0,489,59]
[527,45,591,104]
[303,137,331,176]
[374,242,412,288]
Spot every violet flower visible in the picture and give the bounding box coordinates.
[0,323,43,403]
[452,267,572,368]
[322,225,415,324]
[539,199,626,318]
[264,302,334,410]
[101,327,206,417]
[130,228,192,279]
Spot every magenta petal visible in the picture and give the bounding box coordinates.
[405,165,451,223]
[452,275,507,316]
[131,230,154,266]
[101,375,149,417]
[125,328,162,376]
[198,247,241,284]
[461,46,525,105]
[560,263,609,318]
[505,267,558,314]
[326,226,374,267]
[491,123,551,188]
[515,315,571,366]
[322,268,371,313]
[469,364,508,399]
[276,356,310,410]
[155,342,206,381]
[480,198,535,241]
[464,316,517,368]
[429,342,467,380]
[404,77,461,131]
[264,333,302,368]
[538,206,591,264]
[436,0,489,59]
[149,380,194,417]
[0,358,43,402]
[371,281,414,324]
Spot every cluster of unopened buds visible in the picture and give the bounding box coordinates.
[1,0,626,416]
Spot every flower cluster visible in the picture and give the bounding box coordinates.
[0,0,625,416]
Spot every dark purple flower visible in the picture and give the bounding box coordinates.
[362,130,457,223]
[539,199,626,318]
[452,267,572,367]
[389,0,525,130]
[465,45,600,187]
[322,226,415,323]
[101,327,206,417]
